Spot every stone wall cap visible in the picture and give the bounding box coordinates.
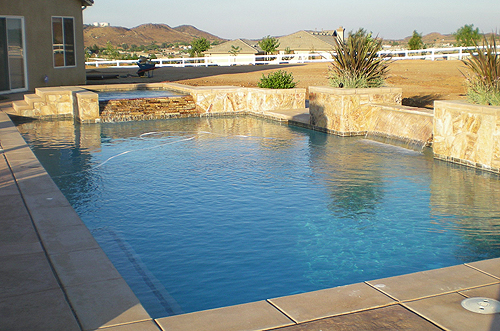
[309,86,402,95]
[435,99,500,114]
[76,91,99,98]
[375,104,434,117]
[247,88,307,94]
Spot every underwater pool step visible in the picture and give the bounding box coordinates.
[256,108,310,124]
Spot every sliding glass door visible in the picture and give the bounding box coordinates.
[0,17,26,93]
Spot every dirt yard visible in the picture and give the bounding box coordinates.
[87,59,468,109]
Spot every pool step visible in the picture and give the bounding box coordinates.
[10,87,88,119]
[24,94,44,108]
[11,93,48,117]
[258,108,310,124]
[12,100,32,115]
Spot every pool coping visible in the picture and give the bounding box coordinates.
[2,100,500,331]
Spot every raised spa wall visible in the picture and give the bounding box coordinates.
[10,82,307,123]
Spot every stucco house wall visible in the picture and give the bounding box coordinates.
[0,0,91,93]
[204,39,264,65]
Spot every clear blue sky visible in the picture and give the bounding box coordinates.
[83,0,499,40]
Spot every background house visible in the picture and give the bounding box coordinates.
[204,39,264,65]
[0,0,92,94]
[277,27,345,58]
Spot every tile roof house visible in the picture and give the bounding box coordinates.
[204,39,264,65]
[0,0,93,94]
[277,27,345,58]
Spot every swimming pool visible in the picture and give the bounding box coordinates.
[16,116,500,318]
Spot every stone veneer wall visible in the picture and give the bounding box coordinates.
[369,104,434,147]
[75,92,99,123]
[11,83,306,122]
[309,86,402,135]
[16,87,87,118]
[99,95,199,122]
[162,83,306,114]
[433,100,500,173]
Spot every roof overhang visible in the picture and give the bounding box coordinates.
[82,0,94,6]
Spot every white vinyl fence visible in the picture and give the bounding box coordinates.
[85,46,499,68]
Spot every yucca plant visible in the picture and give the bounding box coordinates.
[461,34,500,106]
[328,28,390,88]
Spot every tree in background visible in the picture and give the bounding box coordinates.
[102,41,120,59]
[229,45,241,56]
[85,44,101,60]
[408,30,424,50]
[454,24,482,47]
[258,36,280,54]
[189,37,211,57]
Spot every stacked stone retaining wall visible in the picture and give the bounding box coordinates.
[99,95,200,122]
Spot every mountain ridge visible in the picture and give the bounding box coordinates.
[84,24,226,47]
[84,24,467,48]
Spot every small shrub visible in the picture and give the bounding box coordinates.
[461,34,500,106]
[328,28,390,88]
[258,70,297,89]
[465,80,500,105]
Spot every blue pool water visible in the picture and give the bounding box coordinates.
[98,89,186,101]
[16,116,500,318]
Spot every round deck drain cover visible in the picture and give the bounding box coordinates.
[461,297,500,314]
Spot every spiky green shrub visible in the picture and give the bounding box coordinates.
[258,70,297,89]
[328,28,390,88]
[461,34,500,106]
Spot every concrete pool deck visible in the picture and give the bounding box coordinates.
[2,95,500,330]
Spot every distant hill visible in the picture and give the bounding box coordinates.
[86,24,490,49]
[402,32,456,45]
[84,23,225,47]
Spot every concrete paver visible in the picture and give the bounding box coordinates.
[35,223,101,254]
[50,248,123,287]
[467,258,500,279]
[0,288,81,331]
[0,213,41,257]
[0,252,60,298]
[93,321,162,331]
[64,278,151,331]
[461,283,500,300]
[269,282,396,323]
[404,293,500,331]
[275,305,443,331]
[367,264,500,302]
[156,300,295,331]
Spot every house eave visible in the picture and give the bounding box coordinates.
[82,0,94,6]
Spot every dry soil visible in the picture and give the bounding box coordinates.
[87,59,468,109]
